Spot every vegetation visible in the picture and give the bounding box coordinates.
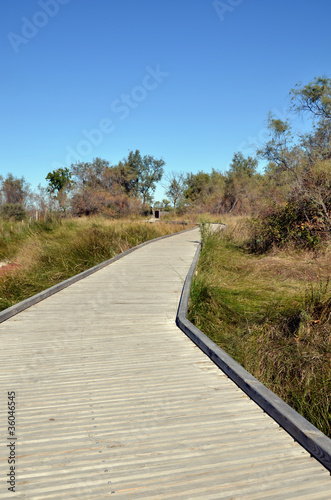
[1,75,331,437]
[45,166,72,212]
[0,149,165,220]
[66,151,164,216]
[164,171,185,211]
[189,218,331,437]
[0,203,26,220]
[248,198,329,253]
[0,217,191,312]
[1,77,330,226]
[161,76,331,243]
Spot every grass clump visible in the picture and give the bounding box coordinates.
[189,217,331,437]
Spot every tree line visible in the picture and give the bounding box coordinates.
[164,75,331,249]
[0,150,165,219]
[1,75,331,247]
[164,76,330,217]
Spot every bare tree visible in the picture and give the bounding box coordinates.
[164,171,184,211]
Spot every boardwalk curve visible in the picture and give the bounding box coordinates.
[0,228,330,499]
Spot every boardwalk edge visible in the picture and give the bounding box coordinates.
[0,226,196,324]
[176,243,331,474]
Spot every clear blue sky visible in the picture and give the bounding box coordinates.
[1,0,330,202]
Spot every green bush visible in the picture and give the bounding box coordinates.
[248,198,329,252]
[0,203,26,221]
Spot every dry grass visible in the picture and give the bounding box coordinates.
[190,216,331,437]
[0,216,193,311]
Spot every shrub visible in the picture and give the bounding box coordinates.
[0,203,26,220]
[248,198,329,253]
[71,190,146,218]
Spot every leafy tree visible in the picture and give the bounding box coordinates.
[291,76,331,187]
[228,152,258,178]
[46,167,72,194]
[207,170,226,214]
[100,167,126,195]
[70,158,110,190]
[139,154,165,204]
[257,112,306,202]
[184,171,212,203]
[299,120,331,166]
[1,173,28,205]
[183,170,226,213]
[257,114,297,172]
[224,153,259,213]
[123,150,143,197]
[290,76,331,120]
[69,158,117,215]
[153,199,172,211]
[116,150,164,204]
[46,167,72,211]
[68,153,164,216]
[161,199,172,211]
[108,161,136,196]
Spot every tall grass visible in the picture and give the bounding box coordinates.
[0,217,192,311]
[190,217,331,437]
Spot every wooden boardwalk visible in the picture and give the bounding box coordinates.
[0,228,330,499]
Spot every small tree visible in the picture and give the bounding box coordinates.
[118,150,165,204]
[223,152,259,213]
[46,167,72,212]
[70,158,110,190]
[184,171,212,204]
[257,114,296,173]
[139,154,165,204]
[290,76,331,120]
[1,173,29,205]
[164,171,184,211]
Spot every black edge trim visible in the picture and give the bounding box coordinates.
[176,243,331,474]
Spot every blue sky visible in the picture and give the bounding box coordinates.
[1,0,330,202]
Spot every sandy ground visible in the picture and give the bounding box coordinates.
[0,261,19,274]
